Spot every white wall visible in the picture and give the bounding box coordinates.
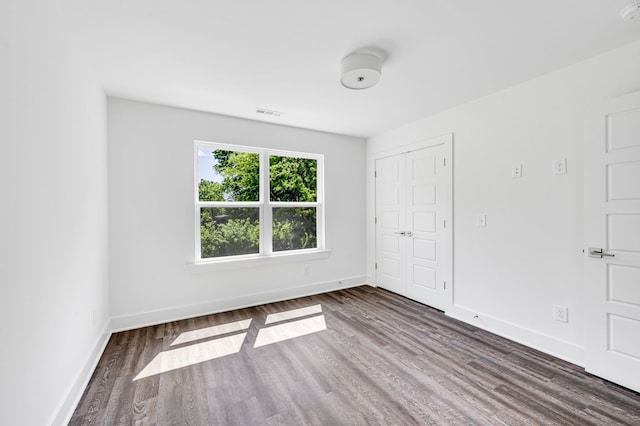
[367,40,640,365]
[0,2,110,425]
[108,99,366,329]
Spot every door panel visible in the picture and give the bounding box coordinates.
[609,315,640,359]
[412,265,436,290]
[406,145,448,309]
[609,265,640,306]
[608,161,640,200]
[382,212,400,229]
[607,107,640,151]
[413,238,436,261]
[585,91,640,393]
[412,184,436,205]
[608,215,640,251]
[414,211,436,232]
[375,154,405,295]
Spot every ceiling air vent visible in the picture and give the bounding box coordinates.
[256,108,284,117]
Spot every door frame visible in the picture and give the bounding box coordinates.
[373,133,453,311]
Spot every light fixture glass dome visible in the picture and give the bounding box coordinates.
[341,53,382,90]
[621,0,640,21]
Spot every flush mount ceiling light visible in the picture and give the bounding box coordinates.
[621,0,640,21]
[340,52,382,90]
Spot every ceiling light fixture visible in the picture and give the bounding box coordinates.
[621,0,640,21]
[340,52,382,90]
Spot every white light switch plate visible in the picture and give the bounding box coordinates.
[511,163,522,178]
[477,214,487,227]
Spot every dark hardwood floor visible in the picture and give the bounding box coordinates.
[70,286,640,425]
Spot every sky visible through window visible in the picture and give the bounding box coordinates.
[197,147,221,182]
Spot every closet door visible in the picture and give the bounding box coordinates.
[405,145,448,310]
[375,154,406,295]
[375,139,452,311]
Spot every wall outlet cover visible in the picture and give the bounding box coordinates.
[554,305,568,323]
[553,159,567,175]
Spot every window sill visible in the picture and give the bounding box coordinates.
[187,249,332,273]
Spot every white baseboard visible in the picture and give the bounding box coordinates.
[111,276,368,332]
[446,304,585,367]
[51,319,112,426]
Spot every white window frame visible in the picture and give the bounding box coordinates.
[194,140,325,264]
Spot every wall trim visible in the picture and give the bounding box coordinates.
[51,319,112,426]
[446,304,585,367]
[111,276,368,332]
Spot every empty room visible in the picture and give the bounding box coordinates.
[3,1,640,425]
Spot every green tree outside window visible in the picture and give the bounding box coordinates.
[198,149,318,258]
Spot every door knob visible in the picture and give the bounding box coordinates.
[588,247,615,258]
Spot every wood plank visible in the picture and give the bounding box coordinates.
[70,286,640,425]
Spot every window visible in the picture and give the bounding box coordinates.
[195,141,323,262]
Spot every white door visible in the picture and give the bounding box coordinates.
[585,90,640,393]
[375,154,406,295]
[375,138,452,311]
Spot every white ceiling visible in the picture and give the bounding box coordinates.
[62,0,640,138]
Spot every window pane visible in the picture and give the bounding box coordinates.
[272,207,317,252]
[269,156,317,202]
[200,208,259,258]
[198,148,259,201]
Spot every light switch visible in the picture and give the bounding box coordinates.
[511,164,522,178]
[477,214,487,227]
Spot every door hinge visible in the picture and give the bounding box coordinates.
[443,219,446,228]
[443,157,446,167]
[375,217,378,224]
[374,170,377,178]
[444,281,446,290]
[375,263,378,270]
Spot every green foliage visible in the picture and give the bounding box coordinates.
[200,208,259,258]
[272,207,317,252]
[198,149,318,258]
[215,150,260,201]
[270,156,317,202]
[198,179,224,202]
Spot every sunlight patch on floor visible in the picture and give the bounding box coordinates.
[254,315,327,348]
[265,304,322,324]
[134,333,247,380]
[171,318,252,346]
[133,304,327,381]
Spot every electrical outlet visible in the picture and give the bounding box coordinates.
[554,305,568,323]
[511,163,522,178]
[553,158,567,175]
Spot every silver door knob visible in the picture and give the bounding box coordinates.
[588,247,615,258]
